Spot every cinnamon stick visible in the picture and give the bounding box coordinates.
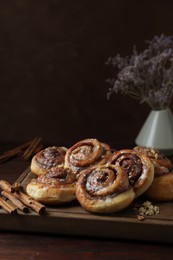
[0,140,32,163]
[1,190,29,213]
[0,137,43,163]
[17,191,46,214]
[2,141,32,155]
[0,180,13,192]
[34,143,44,153]
[0,197,17,214]
[22,137,43,161]
[0,180,46,214]
[11,182,22,193]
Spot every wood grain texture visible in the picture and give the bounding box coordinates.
[1,165,173,243]
[0,142,173,259]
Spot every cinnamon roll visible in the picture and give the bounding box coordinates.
[144,171,173,201]
[64,138,111,177]
[31,146,68,176]
[134,147,173,201]
[76,164,135,213]
[107,149,154,198]
[26,166,76,205]
[133,146,172,175]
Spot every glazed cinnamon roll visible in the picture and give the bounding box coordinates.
[26,166,76,205]
[31,146,68,176]
[107,149,154,198]
[134,147,173,201]
[76,164,135,213]
[133,146,172,175]
[64,138,111,177]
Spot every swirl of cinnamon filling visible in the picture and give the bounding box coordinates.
[26,166,76,205]
[64,138,111,177]
[107,149,154,197]
[134,147,173,201]
[37,167,76,186]
[133,146,172,176]
[31,146,68,176]
[76,164,135,213]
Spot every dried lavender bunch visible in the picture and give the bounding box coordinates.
[106,34,173,110]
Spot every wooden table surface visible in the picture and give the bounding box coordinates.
[0,142,173,260]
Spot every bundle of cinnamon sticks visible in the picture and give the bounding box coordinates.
[0,180,46,214]
[0,137,44,163]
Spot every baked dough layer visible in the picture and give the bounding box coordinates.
[26,166,76,205]
[64,138,111,177]
[145,172,173,201]
[76,164,135,213]
[31,146,67,176]
[107,149,154,197]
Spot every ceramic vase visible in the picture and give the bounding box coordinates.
[135,107,173,155]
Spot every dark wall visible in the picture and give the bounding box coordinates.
[0,0,173,145]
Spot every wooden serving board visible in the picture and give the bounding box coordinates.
[0,167,173,243]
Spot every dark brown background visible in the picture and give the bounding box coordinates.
[0,0,173,146]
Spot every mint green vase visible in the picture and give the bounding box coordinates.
[135,108,173,155]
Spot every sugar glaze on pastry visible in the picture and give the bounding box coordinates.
[107,149,154,198]
[26,166,76,205]
[64,138,111,177]
[31,146,67,176]
[76,164,135,213]
[134,146,173,201]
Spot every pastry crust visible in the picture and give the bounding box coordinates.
[133,146,172,175]
[31,146,67,176]
[76,164,135,213]
[107,149,154,198]
[145,172,173,201]
[64,138,111,177]
[26,166,76,205]
[134,146,173,201]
